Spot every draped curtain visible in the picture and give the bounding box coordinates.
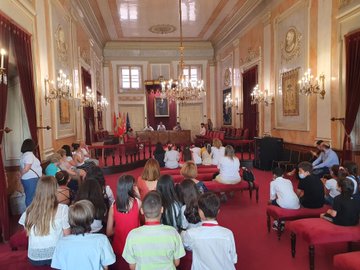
[0,13,11,241]
[242,66,258,139]
[343,30,360,161]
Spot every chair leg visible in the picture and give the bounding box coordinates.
[249,188,253,199]
[277,219,282,240]
[348,242,353,252]
[267,214,271,233]
[291,232,296,258]
[256,187,259,203]
[309,245,315,270]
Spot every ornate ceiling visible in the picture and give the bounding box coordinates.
[75,0,269,46]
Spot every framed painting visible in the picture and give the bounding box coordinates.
[59,98,70,124]
[281,68,300,116]
[223,88,232,125]
[154,97,169,117]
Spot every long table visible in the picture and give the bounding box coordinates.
[136,130,192,145]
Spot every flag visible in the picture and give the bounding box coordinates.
[126,113,131,132]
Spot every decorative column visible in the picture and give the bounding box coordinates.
[209,58,216,128]
[263,12,272,135]
[233,39,240,127]
[316,0,332,141]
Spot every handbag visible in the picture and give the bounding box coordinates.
[242,167,255,189]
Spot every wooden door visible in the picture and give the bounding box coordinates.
[179,103,203,141]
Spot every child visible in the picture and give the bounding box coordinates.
[122,191,185,269]
[296,161,325,208]
[321,178,360,226]
[19,176,70,266]
[342,161,360,200]
[156,174,182,231]
[182,192,237,270]
[106,175,141,269]
[51,200,116,270]
[164,145,180,169]
[201,144,212,166]
[180,161,208,194]
[322,165,341,206]
[153,142,166,167]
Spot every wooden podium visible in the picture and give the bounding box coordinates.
[136,130,192,145]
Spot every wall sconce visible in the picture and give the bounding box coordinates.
[44,70,73,105]
[251,85,273,106]
[96,95,109,112]
[225,93,238,109]
[75,86,95,108]
[0,48,7,85]
[298,69,326,99]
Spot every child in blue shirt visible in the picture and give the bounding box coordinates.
[51,200,116,270]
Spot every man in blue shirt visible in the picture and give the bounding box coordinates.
[312,142,339,178]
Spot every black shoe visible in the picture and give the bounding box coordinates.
[220,193,228,203]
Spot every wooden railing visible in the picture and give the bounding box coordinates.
[88,141,152,175]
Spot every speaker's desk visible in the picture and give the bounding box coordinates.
[136,130,191,145]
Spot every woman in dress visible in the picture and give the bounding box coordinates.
[215,145,241,184]
[156,174,182,231]
[19,176,70,266]
[19,139,43,207]
[137,158,161,200]
[106,175,140,269]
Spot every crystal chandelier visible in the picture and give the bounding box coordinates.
[97,95,109,111]
[44,70,73,105]
[76,86,95,108]
[0,49,7,85]
[298,69,326,99]
[251,84,273,106]
[159,0,205,104]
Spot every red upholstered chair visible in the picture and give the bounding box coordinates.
[242,129,249,139]
[266,205,330,240]
[204,181,259,202]
[333,251,360,270]
[178,251,193,270]
[9,230,28,251]
[289,218,360,270]
[230,128,236,137]
[218,132,225,141]
[235,128,243,138]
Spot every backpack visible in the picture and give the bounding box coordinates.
[242,167,255,189]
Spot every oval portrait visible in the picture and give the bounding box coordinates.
[284,27,298,54]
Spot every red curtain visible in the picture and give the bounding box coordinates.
[145,86,177,130]
[12,25,39,154]
[343,30,360,160]
[0,13,11,241]
[242,66,258,139]
[81,68,94,145]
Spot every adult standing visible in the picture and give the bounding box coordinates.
[20,139,42,207]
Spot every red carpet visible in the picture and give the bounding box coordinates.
[105,168,357,270]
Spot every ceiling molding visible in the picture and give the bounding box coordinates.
[95,0,118,39]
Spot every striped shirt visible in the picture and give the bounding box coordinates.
[122,224,185,270]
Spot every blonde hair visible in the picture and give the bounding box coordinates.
[225,145,236,160]
[57,148,66,157]
[25,176,58,236]
[50,153,61,163]
[142,158,160,181]
[213,138,222,149]
[180,161,198,179]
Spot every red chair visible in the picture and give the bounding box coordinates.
[9,230,28,251]
[266,205,330,240]
[333,251,360,270]
[235,128,243,138]
[289,218,360,270]
[0,250,52,270]
[242,129,249,139]
[204,181,259,202]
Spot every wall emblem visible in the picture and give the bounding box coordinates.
[281,26,302,62]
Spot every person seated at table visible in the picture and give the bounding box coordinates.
[199,123,206,136]
[215,145,241,185]
[312,142,339,178]
[321,178,360,226]
[127,127,136,138]
[153,142,166,167]
[164,145,180,169]
[181,161,208,194]
[157,121,166,131]
[137,158,161,200]
[296,161,325,209]
[143,123,154,131]
[322,165,341,206]
[173,122,182,131]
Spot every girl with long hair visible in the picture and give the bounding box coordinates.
[177,179,201,230]
[156,175,182,231]
[137,158,161,200]
[106,175,140,268]
[180,161,208,194]
[55,171,72,205]
[76,178,107,233]
[153,142,166,167]
[215,145,241,184]
[211,138,225,166]
[19,176,70,266]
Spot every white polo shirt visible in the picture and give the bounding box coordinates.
[270,176,300,209]
[182,220,237,270]
[324,178,341,198]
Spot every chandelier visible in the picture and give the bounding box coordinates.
[76,86,95,108]
[44,70,73,105]
[298,69,326,99]
[251,85,273,106]
[224,93,238,109]
[158,0,205,104]
[96,95,109,111]
[0,49,7,85]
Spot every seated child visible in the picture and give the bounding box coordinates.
[201,144,212,166]
[122,191,185,269]
[321,178,360,226]
[296,162,325,209]
[164,145,180,169]
[182,192,237,270]
[322,165,341,206]
[51,200,116,270]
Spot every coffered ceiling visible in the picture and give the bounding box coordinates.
[75,0,267,46]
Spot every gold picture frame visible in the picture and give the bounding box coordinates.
[59,98,71,123]
[281,68,300,116]
[154,97,169,117]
